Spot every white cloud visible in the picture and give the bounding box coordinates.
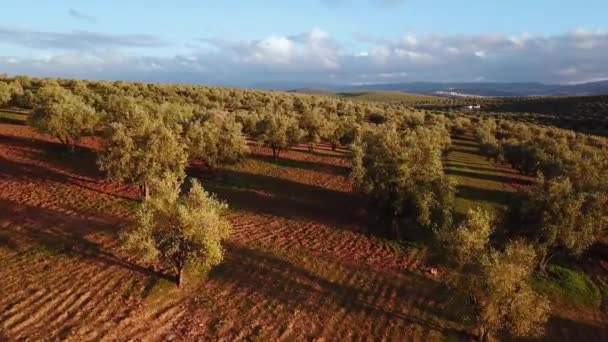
[202,28,340,70]
[243,36,293,64]
[0,26,167,50]
[1,28,608,86]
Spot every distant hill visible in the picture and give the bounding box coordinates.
[287,88,334,95]
[334,91,441,103]
[255,80,608,97]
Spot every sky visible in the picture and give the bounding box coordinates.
[1,0,607,86]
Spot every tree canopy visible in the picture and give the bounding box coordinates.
[352,123,454,237]
[461,241,551,341]
[98,98,188,197]
[253,111,303,160]
[28,86,99,150]
[185,110,249,171]
[122,176,232,287]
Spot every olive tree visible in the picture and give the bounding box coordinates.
[98,99,188,198]
[476,124,501,162]
[299,109,327,152]
[461,241,551,341]
[324,115,360,151]
[452,117,471,135]
[521,176,607,272]
[254,111,303,161]
[122,176,232,287]
[438,207,494,266]
[185,111,249,171]
[28,88,99,151]
[352,124,455,238]
[0,81,14,106]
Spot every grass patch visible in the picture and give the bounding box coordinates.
[445,136,521,218]
[0,110,27,124]
[142,276,178,303]
[123,199,143,213]
[30,240,73,256]
[533,264,601,310]
[595,277,608,299]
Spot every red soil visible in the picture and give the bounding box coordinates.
[0,122,606,341]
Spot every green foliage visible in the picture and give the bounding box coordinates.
[254,111,303,160]
[98,98,188,196]
[299,109,328,152]
[461,241,551,341]
[0,81,14,106]
[475,119,502,161]
[352,123,455,237]
[522,176,607,270]
[438,207,494,266]
[185,110,249,170]
[28,86,99,150]
[0,110,27,124]
[233,110,261,135]
[452,117,470,135]
[121,176,232,287]
[533,264,601,309]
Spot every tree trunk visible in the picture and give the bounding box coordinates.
[478,326,490,342]
[331,143,337,151]
[272,146,278,162]
[175,265,184,288]
[538,250,554,274]
[391,218,400,240]
[141,181,150,200]
[308,143,314,153]
[57,135,67,147]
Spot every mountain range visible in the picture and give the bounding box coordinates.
[253,80,608,97]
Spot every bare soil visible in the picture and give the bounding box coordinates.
[0,123,606,341]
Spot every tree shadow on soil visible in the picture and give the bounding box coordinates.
[0,133,103,177]
[0,198,172,282]
[514,315,608,341]
[455,184,521,207]
[203,169,365,229]
[0,148,136,201]
[208,242,466,337]
[444,162,520,175]
[248,153,350,176]
[291,144,350,159]
[445,168,532,186]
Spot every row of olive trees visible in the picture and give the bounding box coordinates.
[349,117,552,341]
[24,87,246,287]
[432,116,607,341]
[27,85,99,151]
[234,109,361,161]
[25,86,250,194]
[21,83,373,289]
[475,119,608,273]
[0,80,24,107]
[2,75,451,143]
[351,116,454,237]
[14,76,590,339]
[437,208,551,341]
[99,96,248,286]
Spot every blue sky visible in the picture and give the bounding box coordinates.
[1,0,607,86]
